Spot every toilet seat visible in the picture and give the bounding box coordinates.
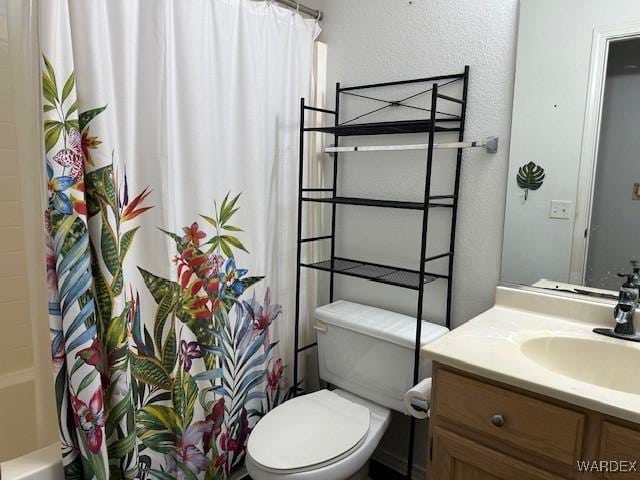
[246,389,371,473]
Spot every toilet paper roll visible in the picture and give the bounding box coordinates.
[404,378,432,419]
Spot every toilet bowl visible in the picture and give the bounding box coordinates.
[246,301,449,480]
[246,389,391,480]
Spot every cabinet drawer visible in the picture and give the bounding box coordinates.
[434,369,585,466]
[600,422,640,479]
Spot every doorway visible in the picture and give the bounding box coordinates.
[585,37,640,289]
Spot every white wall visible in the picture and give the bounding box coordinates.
[304,0,519,475]
[501,0,640,287]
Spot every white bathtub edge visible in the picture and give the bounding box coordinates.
[0,368,34,390]
[1,443,63,480]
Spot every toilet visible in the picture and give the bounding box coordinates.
[246,300,449,480]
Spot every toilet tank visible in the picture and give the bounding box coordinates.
[315,300,449,414]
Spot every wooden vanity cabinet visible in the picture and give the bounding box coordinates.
[427,363,640,479]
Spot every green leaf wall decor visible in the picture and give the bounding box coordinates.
[516,161,545,200]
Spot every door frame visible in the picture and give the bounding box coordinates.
[569,22,640,284]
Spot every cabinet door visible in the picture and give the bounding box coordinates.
[600,422,640,479]
[431,427,568,480]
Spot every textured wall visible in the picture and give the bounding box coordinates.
[303,0,519,475]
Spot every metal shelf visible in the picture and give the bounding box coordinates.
[304,118,461,136]
[300,257,445,290]
[300,195,455,209]
[294,67,471,480]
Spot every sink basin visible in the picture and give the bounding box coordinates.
[521,336,640,395]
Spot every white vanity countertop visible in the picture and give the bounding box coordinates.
[422,286,640,424]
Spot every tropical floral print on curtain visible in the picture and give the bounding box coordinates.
[43,54,289,480]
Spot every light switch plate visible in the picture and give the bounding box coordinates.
[549,200,572,219]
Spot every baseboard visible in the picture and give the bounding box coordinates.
[233,466,249,480]
[371,446,427,480]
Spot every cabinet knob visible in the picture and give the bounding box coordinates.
[491,414,505,427]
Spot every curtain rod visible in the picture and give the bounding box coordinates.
[271,0,322,20]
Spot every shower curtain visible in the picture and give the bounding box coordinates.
[41,1,319,479]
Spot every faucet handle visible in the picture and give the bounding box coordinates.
[631,261,640,283]
[617,273,635,281]
[593,263,640,341]
[617,273,640,305]
[618,272,640,287]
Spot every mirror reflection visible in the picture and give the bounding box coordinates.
[501,1,640,297]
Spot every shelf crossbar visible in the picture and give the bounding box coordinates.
[300,195,455,209]
[297,342,317,353]
[300,235,332,243]
[303,118,462,136]
[424,252,453,262]
[437,93,465,104]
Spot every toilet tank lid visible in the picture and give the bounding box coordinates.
[315,301,449,349]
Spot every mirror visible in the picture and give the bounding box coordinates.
[501,0,640,298]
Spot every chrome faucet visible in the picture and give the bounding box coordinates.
[594,263,640,342]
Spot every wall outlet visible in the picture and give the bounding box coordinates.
[549,200,572,219]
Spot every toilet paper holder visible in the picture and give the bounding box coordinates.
[404,377,432,419]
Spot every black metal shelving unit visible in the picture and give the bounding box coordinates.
[293,67,470,479]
